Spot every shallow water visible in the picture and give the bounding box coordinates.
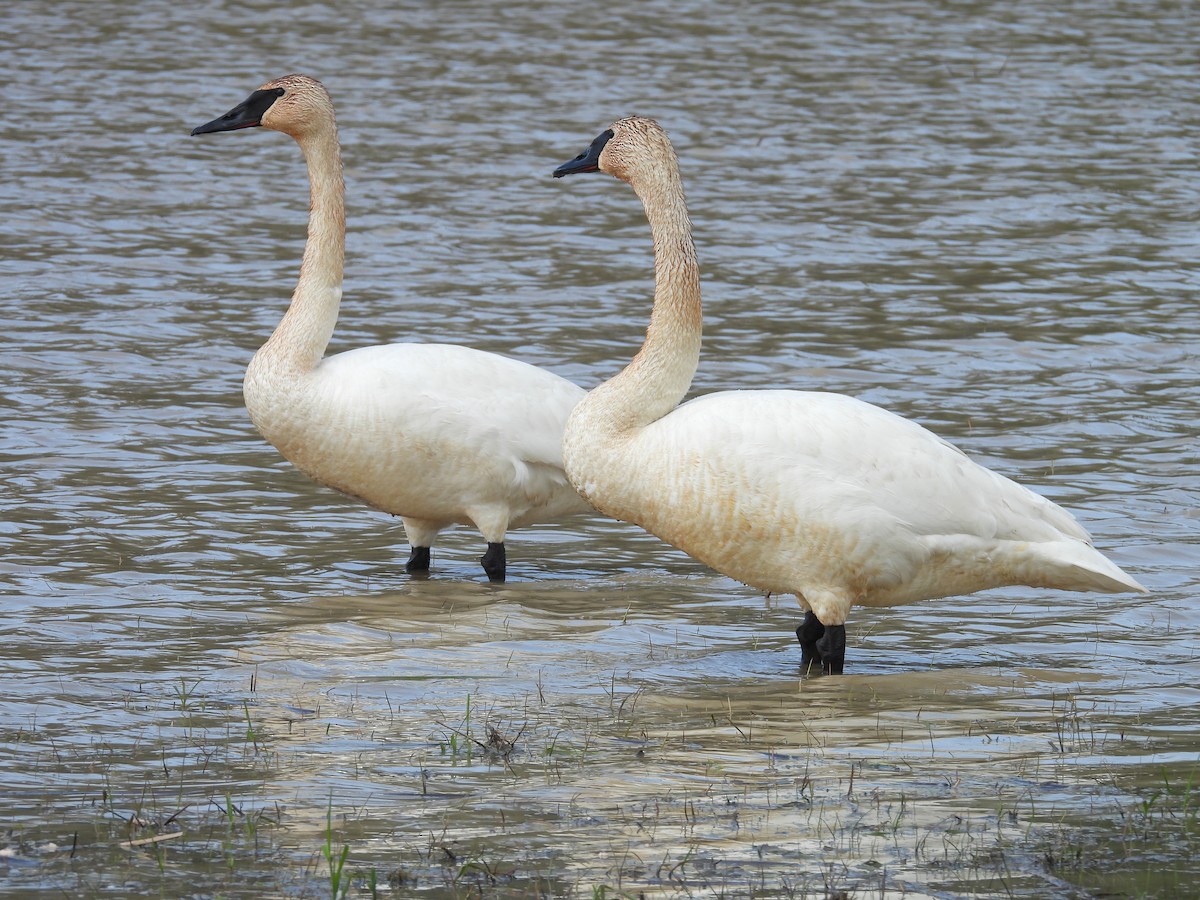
[1,0,1197,896]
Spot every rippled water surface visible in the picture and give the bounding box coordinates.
[2,0,1197,896]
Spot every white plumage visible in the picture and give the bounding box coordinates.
[193,74,588,580]
[554,115,1145,672]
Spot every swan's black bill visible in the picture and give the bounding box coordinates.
[553,128,614,177]
[191,87,285,136]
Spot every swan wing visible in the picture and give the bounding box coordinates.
[594,388,1144,604]
[660,389,1091,545]
[248,343,588,521]
[312,343,583,465]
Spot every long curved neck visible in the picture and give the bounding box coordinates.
[592,165,701,431]
[255,124,345,375]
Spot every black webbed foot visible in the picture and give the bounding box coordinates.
[796,613,846,675]
[796,611,825,672]
[816,624,846,675]
[406,546,431,576]
[481,541,506,583]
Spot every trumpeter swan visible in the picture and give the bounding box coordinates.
[191,74,590,581]
[553,116,1145,673]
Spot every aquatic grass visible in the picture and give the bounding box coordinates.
[171,677,203,712]
[3,668,1199,898]
[321,798,351,900]
[242,700,259,749]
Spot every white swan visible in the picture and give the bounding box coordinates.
[553,116,1146,673]
[191,74,590,581]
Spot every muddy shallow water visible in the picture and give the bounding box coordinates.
[2,0,1197,896]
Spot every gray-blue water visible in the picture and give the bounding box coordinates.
[1,0,1196,895]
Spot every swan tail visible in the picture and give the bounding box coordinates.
[1032,540,1147,594]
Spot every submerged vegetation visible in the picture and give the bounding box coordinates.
[3,654,1197,898]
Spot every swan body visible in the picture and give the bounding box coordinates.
[553,116,1145,672]
[192,74,589,580]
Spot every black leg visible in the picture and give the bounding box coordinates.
[816,624,846,675]
[405,545,431,576]
[481,542,506,582]
[796,611,825,672]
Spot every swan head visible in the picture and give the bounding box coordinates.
[553,115,677,186]
[191,74,333,140]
